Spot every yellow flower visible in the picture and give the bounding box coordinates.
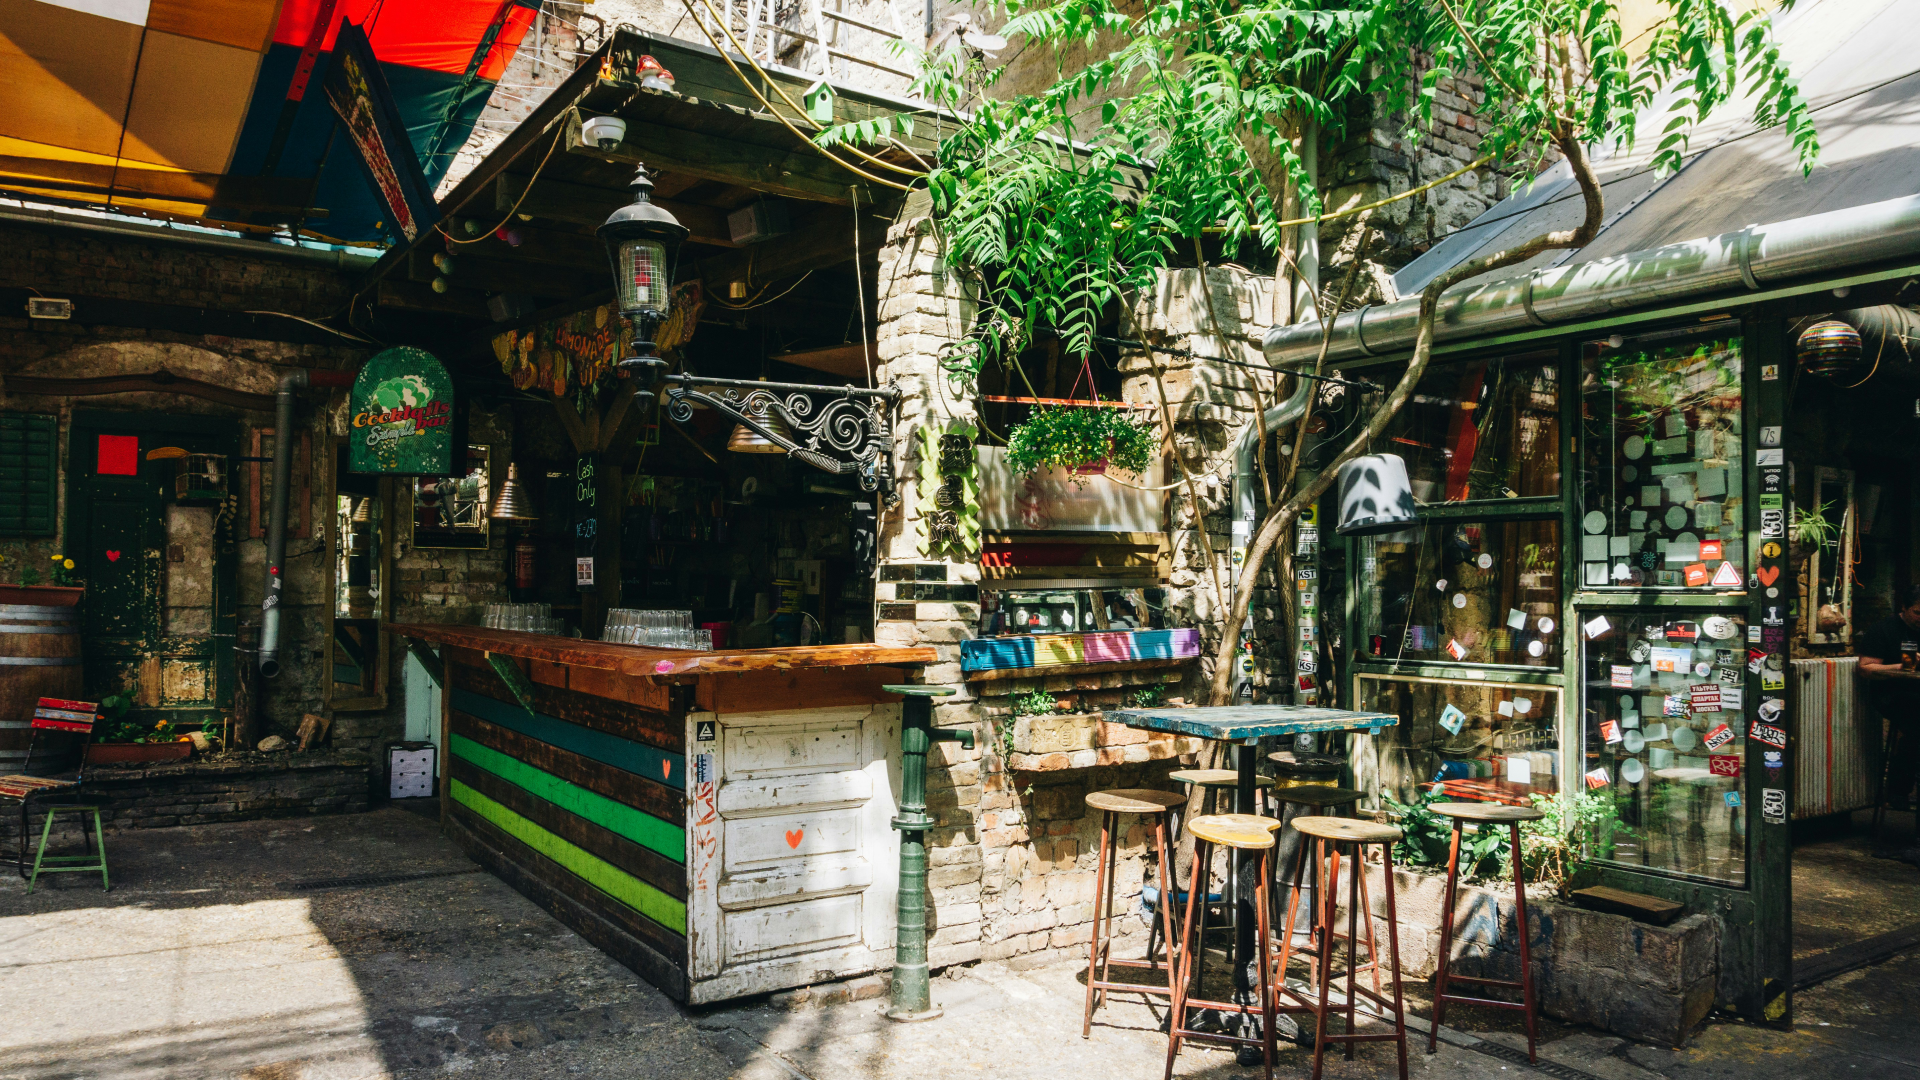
[48,554,59,562]
[61,559,74,570]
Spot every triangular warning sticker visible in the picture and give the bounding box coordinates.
[1712,561,1743,587]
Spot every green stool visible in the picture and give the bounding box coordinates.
[27,795,110,893]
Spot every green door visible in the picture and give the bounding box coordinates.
[68,412,238,733]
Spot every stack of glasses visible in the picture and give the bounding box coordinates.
[604,609,713,650]
[484,603,567,634]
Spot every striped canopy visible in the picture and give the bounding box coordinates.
[0,0,538,243]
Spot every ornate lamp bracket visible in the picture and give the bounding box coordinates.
[659,373,902,504]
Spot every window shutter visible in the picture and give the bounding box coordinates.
[0,413,57,536]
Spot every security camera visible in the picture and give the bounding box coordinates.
[582,115,627,151]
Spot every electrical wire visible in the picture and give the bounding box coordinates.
[243,310,379,344]
[852,184,874,385]
[709,269,816,309]
[437,112,571,245]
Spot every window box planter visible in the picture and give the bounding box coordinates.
[86,741,192,765]
[0,585,83,608]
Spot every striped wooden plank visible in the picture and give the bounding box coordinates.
[445,813,690,999]
[452,688,685,789]
[451,779,687,932]
[449,733,684,863]
[452,652,682,752]
[0,775,73,799]
[452,758,686,902]
[451,712,682,824]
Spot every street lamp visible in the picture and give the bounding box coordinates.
[597,165,687,385]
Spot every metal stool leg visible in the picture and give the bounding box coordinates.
[1255,848,1275,1080]
[1153,810,1179,981]
[1510,821,1535,1063]
[1310,838,1337,1080]
[1083,809,1115,1036]
[26,804,56,893]
[1164,839,1212,1080]
[1428,818,1464,1053]
[1383,841,1409,1080]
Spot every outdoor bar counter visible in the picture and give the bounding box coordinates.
[389,623,937,1004]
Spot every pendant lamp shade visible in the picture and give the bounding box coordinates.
[728,413,794,453]
[489,463,540,525]
[1334,453,1420,536]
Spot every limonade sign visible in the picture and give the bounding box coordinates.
[349,347,454,475]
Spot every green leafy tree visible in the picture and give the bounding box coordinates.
[825,0,1817,704]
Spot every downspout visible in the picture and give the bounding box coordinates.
[260,367,357,678]
[1228,369,1317,697]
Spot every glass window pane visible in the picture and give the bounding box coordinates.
[1579,328,1744,589]
[1352,675,1561,810]
[1581,610,1748,885]
[1362,518,1563,667]
[1387,352,1560,502]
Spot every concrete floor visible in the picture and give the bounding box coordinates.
[2,805,1919,1080]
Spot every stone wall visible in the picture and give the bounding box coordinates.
[1,750,372,849]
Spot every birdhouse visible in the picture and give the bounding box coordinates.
[804,81,835,125]
[173,453,228,504]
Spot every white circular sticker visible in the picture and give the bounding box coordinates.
[1452,593,1468,609]
[1527,640,1545,657]
[1665,506,1689,529]
[1766,587,1779,598]
[1622,464,1639,482]
[1630,641,1651,663]
[1622,759,1646,783]
[1436,579,1449,592]
[1702,616,1736,640]
[1583,511,1608,534]
[1514,698,1532,715]
[1618,694,1636,710]
[1624,730,1646,754]
[1478,553,1494,569]
[1538,617,1555,634]
[1623,435,1646,460]
[1694,662,1712,677]
[1673,726,1699,751]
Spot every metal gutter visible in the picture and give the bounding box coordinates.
[0,205,377,273]
[1266,191,1920,365]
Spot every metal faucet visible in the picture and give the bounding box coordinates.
[883,684,971,1021]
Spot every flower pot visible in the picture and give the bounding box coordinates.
[1069,459,1108,476]
[86,741,192,765]
[0,585,83,608]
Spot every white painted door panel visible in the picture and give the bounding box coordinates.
[724,806,861,869]
[725,893,864,962]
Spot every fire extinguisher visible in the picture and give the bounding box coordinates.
[513,538,537,594]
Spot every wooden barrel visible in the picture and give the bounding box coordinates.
[0,604,82,774]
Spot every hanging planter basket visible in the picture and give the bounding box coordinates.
[1005,405,1156,487]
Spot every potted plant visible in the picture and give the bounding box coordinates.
[0,552,85,607]
[1004,406,1156,487]
[85,688,193,765]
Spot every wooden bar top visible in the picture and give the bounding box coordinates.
[388,623,937,679]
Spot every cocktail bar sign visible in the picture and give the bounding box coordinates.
[350,346,455,475]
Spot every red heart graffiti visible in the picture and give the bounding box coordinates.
[105,550,120,562]
[661,760,672,779]
[785,828,804,849]
[1756,565,1780,586]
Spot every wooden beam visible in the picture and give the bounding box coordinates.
[564,109,871,207]
[491,173,737,248]
[407,250,602,300]
[694,207,883,286]
[375,280,490,319]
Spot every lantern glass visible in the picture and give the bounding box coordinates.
[616,238,670,313]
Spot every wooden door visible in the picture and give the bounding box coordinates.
[684,703,900,1004]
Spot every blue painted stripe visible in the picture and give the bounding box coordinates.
[452,688,686,790]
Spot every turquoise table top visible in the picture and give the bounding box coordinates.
[1106,704,1399,742]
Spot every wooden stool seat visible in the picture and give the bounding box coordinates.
[1085,788,1188,814]
[1431,801,1545,823]
[1272,785,1365,809]
[1207,812,1284,832]
[1289,816,1402,844]
[1169,768,1276,788]
[1187,814,1277,849]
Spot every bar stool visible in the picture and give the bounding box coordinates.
[1268,786,1376,991]
[1082,787,1189,1037]
[1164,813,1281,1080]
[1168,769,1277,823]
[1274,815,1409,1080]
[1427,802,1544,1063]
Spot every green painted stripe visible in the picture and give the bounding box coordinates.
[452,779,687,934]
[451,733,685,864]
[453,688,685,790]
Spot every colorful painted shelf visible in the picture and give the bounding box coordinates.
[959,628,1201,673]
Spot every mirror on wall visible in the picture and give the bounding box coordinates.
[327,441,391,709]
[407,443,492,550]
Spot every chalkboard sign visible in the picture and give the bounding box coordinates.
[350,347,454,475]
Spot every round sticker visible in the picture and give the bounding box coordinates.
[1759,698,1784,722]
[1618,694,1636,710]
[1514,699,1532,715]
[1583,511,1608,534]
[1436,579,1449,592]
[1477,553,1494,569]
[1621,464,1639,482]
[1630,641,1651,663]
[1694,662,1712,677]
[1526,640,1545,657]
[1623,435,1646,460]
[1761,542,1783,558]
[1767,587,1780,598]
[1673,725,1698,751]
[1538,617,1555,634]
[1624,730,1646,754]
[1764,653,1785,672]
[1702,616,1736,640]
[1622,759,1646,783]
[1452,593,1468,609]
[1665,506,1688,529]
[1675,531,1698,547]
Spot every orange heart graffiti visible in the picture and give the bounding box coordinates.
[785,828,804,849]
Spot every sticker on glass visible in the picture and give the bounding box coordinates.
[1585,767,1613,789]
[1451,593,1467,609]
[1750,722,1788,748]
[1621,759,1646,783]
[1438,703,1467,735]
[1538,617,1555,634]
[1703,723,1735,751]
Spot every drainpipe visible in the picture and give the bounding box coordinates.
[260,367,357,678]
[1835,306,1920,373]
[1228,370,1317,700]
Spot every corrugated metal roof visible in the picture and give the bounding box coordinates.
[1393,0,1920,296]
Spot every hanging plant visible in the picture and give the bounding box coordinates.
[1005,406,1156,486]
